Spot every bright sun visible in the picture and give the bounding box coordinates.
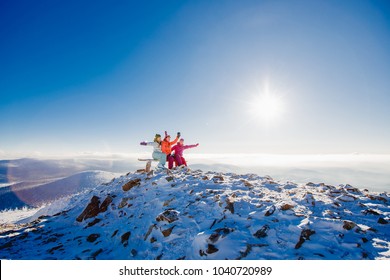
[250,92,284,123]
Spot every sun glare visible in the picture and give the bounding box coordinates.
[249,85,284,123]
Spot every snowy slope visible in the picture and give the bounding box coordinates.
[0,171,119,211]
[0,169,389,260]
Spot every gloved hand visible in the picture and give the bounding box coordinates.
[177,132,181,137]
[140,141,147,146]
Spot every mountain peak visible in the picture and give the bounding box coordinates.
[1,169,389,260]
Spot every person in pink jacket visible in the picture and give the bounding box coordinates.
[171,139,199,167]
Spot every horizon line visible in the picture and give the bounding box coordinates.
[1,152,390,161]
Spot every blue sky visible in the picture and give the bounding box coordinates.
[1,0,390,156]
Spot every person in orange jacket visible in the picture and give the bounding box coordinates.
[161,131,180,169]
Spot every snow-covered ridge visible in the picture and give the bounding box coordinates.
[0,169,389,260]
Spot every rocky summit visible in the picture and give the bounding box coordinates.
[0,169,389,260]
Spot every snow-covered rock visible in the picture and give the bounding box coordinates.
[0,169,389,260]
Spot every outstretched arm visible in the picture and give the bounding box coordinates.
[140,141,154,146]
[183,143,199,150]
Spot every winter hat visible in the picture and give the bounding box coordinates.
[154,134,161,142]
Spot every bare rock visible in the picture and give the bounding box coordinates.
[122,178,141,192]
[241,180,253,188]
[301,229,315,239]
[329,190,343,197]
[53,210,69,217]
[368,227,378,233]
[236,244,268,260]
[161,226,175,237]
[118,198,132,209]
[295,229,315,249]
[343,221,356,230]
[206,244,219,254]
[121,231,131,247]
[378,217,388,224]
[76,195,114,222]
[99,195,113,212]
[156,209,180,223]
[267,180,278,185]
[303,192,316,206]
[47,244,64,254]
[225,197,235,214]
[76,196,100,222]
[254,225,270,238]
[199,250,207,257]
[86,218,101,228]
[345,185,361,194]
[337,194,357,202]
[87,233,100,243]
[363,209,380,216]
[265,205,276,216]
[90,248,103,259]
[209,219,217,229]
[144,224,157,241]
[166,176,174,182]
[208,228,234,243]
[280,204,294,211]
[163,197,175,207]
[212,175,224,182]
[365,194,388,203]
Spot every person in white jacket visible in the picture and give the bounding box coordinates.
[140,134,166,169]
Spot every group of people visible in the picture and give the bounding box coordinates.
[140,131,199,170]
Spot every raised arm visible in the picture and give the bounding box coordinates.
[170,132,181,145]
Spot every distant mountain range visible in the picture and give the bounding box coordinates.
[0,170,118,211]
[0,158,137,184]
[0,157,137,211]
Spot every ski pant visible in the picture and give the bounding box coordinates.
[174,154,187,167]
[152,151,166,168]
[167,155,175,169]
